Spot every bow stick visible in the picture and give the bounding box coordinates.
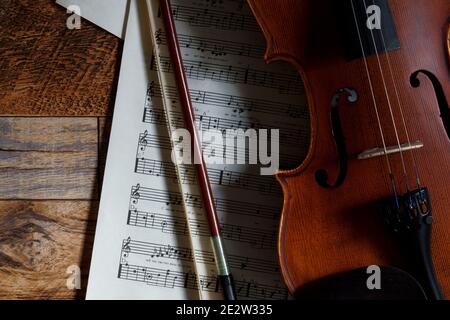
[158,0,237,300]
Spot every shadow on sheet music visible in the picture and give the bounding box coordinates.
[133,0,308,300]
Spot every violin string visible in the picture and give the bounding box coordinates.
[369,0,422,189]
[349,0,395,188]
[361,0,411,192]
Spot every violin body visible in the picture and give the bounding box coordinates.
[248,0,450,298]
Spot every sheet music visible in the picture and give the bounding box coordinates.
[86,0,309,300]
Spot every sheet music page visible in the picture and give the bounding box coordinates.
[87,0,309,300]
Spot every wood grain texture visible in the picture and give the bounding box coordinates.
[0,118,98,199]
[0,0,117,300]
[0,116,111,299]
[0,201,97,299]
[0,0,121,116]
[98,117,112,196]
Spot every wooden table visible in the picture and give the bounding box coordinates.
[1,1,449,301]
[0,0,121,299]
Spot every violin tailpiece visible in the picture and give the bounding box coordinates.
[384,187,444,300]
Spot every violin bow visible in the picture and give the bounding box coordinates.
[157,0,237,300]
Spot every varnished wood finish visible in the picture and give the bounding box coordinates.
[248,0,450,296]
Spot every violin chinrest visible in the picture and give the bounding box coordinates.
[294,266,426,300]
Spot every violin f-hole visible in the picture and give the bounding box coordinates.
[315,88,358,189]
[410,70,450,140]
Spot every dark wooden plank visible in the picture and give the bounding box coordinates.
[0,0,121,116]
[98,117,112,196]
[0,200,97,299]
[0,118,98,199]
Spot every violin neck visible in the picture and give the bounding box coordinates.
[338,0,400,61]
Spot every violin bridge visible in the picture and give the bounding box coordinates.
[357,141,423,160]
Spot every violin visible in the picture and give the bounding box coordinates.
[248,0,450,299]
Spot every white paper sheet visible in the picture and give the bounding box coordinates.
[86,0,309,300]
[56,0,128,38]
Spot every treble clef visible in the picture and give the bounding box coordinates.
[131,184,141,206]
[139,130,149,152]
[122,237,132,258]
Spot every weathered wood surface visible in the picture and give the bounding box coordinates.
[0,116,108,299]
[98,118,112,195]
[0,201,97,300]
[0,116,110,299]
[0,0,121,116]
[0,118,98,200]
[0,0,118,300]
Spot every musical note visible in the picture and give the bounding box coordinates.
[135,158,282,195]
[154,56,303,95]
[127,208,277,249]
[146,83,308,119]
[165,4,261,33]
[143,105,308,147]
[136,130,300,165]
[207,0,246,10]
[117,263,288,299]
[127,185,279,220]
[142,106,167,126]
